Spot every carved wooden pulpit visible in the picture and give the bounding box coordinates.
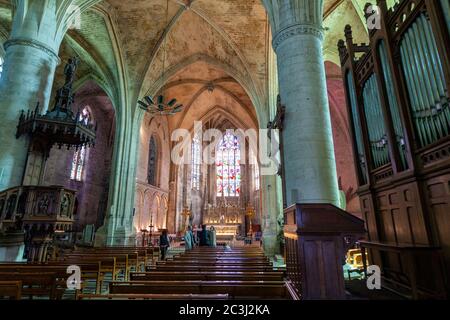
[284,203,366,300]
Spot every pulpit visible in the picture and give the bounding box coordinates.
[0,185,76,262]
[284,203,366,300]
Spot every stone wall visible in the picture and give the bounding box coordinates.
[134,113,170,233]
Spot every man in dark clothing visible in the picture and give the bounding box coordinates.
[159,229,170,260]
[199,224,210,246]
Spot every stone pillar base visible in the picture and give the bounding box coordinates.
[94,225,136,247]
[0,232,26,262]
[94,225,108,248]
[262,232,279,258]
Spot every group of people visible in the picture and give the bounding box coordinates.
[184,225,217,250]
[157,225,218,260]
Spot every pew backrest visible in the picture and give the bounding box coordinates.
[0,281,22,300]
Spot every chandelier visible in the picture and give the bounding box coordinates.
[138,0,183,116]
[138,95,183,115]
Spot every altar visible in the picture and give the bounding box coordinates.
[203,202,244,241]
[207,223,241,242]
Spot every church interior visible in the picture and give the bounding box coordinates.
[0,0,449,302]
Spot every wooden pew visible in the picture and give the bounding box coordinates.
[65,252,138,280]
[0,281,22,300]
[109,280,289,299]
[151,265,276,272]
[158,260,272,267]
[76,293,229,300]
[63,255,116,276]
[130,271,285,282]
[175,256,268,261]
[105,246,160,260]
[0,272,58,299]
[45,261,104,294]
[191,248,261,251]
[74,248,150,269]
[183,253,266,258]
[0,262,102,297]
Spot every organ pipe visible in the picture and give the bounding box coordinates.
[378,40,408,169]
[362,74,390,169]
[400,13,450,148]
[346,72,368,184]
[441,0,450,34]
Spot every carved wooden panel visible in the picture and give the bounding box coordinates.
[285,237,302,298]
[302,237,344,299]
[370,182,430,280]
[425,173,450,273]
[359,193,383,268]
[375,182,429,246]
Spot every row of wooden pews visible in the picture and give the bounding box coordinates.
[98,247,290,300]
[0,246,160,299]
[0,259,107,299]
[1,246,291,300]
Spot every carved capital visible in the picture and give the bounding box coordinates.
[4,38,60,64]
[272,24,324,50]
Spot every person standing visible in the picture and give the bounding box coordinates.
[209,226,217,247]
[192,225,198,247]
[159,229,170,260]
[199,224,210,246]
[184,226,195,251]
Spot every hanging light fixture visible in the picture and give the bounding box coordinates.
[138,0,183,116]
[138,95,184,115]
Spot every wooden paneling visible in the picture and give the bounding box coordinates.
[340,0,450,298]
[425,174,450,273]
[375,182,429,246]
[283,204,365,299]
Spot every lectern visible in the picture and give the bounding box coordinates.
[284,204,366,300]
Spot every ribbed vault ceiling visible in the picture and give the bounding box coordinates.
[0,0,372,121]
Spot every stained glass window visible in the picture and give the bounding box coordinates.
[79,106,91,125]
[148,136,158,186]
[70,107,91,181]
[216,132,241,197]
[191,134,201,190]
[0,57,4,79]
[71,147,86,181]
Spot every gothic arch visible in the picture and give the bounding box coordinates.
[138,54,263,127]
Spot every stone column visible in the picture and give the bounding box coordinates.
[263,0,340,207]
[166,180,177,233]
[0,0,69,190]
[261,175,279,256]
